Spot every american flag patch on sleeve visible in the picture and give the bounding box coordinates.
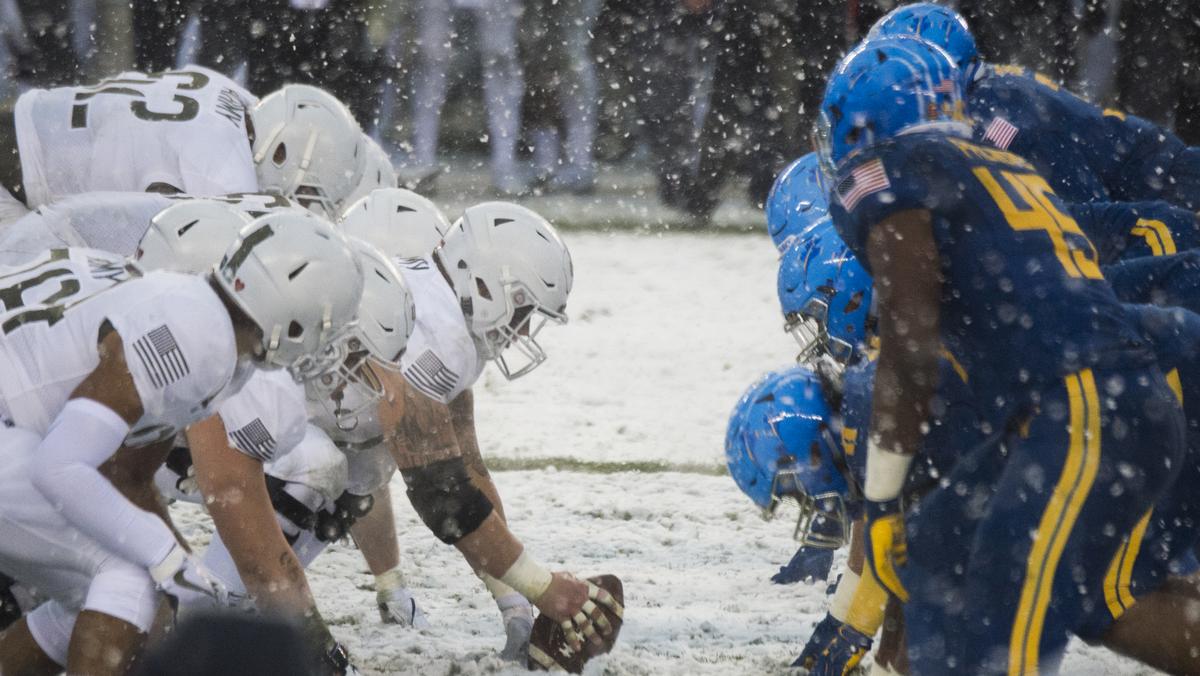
[404,350,459,400]
[133,325,190,389]
[230,419,276,462]
[983,116,1019,150]
[837,159,891,212]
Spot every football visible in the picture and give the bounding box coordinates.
[528,575,625,673]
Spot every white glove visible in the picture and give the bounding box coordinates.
[377,585,431,629]
[497,593,533,662]
[149,544,229,608]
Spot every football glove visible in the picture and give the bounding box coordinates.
[377,586,431,629]
[771,546,835,584]
[863,499,909,602]
[322,641,361,676]
[498,594,534,662]
[150,544,229,609]
[793,612,873,675]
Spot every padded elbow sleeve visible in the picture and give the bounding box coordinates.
[401,458,493,544]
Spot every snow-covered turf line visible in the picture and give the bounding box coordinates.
[175,232,1160,674]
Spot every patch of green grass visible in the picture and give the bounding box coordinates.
[488,456,727,476]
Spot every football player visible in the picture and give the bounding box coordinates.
[164,195,624,665]
[821,37,1184,674]
[871,3,1200,211]
[0,68,367,227]
[0,212,364,675]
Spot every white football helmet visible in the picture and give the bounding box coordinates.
[250,85,366,219]
[339,188,450,259]
[309,237,416,424]
[137,200,255,273]
[340,135,398,216]
[216,211,365,381]
[435,202,573,379]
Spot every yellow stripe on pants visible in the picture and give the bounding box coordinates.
[1008,370,1102,676]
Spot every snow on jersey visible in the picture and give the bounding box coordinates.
[0,249,237,445]
[396,255,483,405]
[217,368,307,463]
[14,66,259,208]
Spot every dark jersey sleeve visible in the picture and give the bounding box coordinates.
[1069,200,1200,263]
[1104,251,1200,316]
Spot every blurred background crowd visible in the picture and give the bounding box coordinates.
[1,0,1196,226]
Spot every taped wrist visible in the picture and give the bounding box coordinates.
[401,458,493,544]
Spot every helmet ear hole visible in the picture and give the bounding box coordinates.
[273,143,288,167]
[475,277,493,301]
[288,320,304,339]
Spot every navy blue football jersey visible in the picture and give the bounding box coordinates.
[830,131,1153,407]
[1069,200,1200,263]
[840,353,987,500]
[969,65,1198,207]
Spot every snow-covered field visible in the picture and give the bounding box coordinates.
[175,232,1159,674]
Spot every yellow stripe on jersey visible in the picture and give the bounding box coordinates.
[1131,219,1177,256]
[1009,370,1102,675]
[939,346,969,384]
[1167,368,1184,406]
[1103,509,1152,618]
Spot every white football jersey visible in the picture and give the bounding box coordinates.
[0,192,302,267]
[395,255,483,405]
[14,66,259,208]
[217,369,307,464]
[263,423,349,505]
[0,250,237,445]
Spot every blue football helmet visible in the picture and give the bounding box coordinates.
[818,35,968,170]
[870,3,980,85]
[777,218,874,367]
[725,366,857,548]
[765,153,829,252]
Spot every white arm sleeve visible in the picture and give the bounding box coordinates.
[29,398,177,569]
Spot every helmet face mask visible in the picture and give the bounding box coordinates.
[307,342,390,428]
[482,282,568,380]
[765,423,855,549]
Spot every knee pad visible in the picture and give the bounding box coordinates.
[84,560,158,633]
[402,458,493,544]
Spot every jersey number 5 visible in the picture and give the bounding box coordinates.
[0,250,85,334]
[973,167,1103,280]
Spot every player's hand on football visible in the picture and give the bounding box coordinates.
[150,543,229,608]
[793,612,873,675]
[535,572,623,652]
[863,499,909,602]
